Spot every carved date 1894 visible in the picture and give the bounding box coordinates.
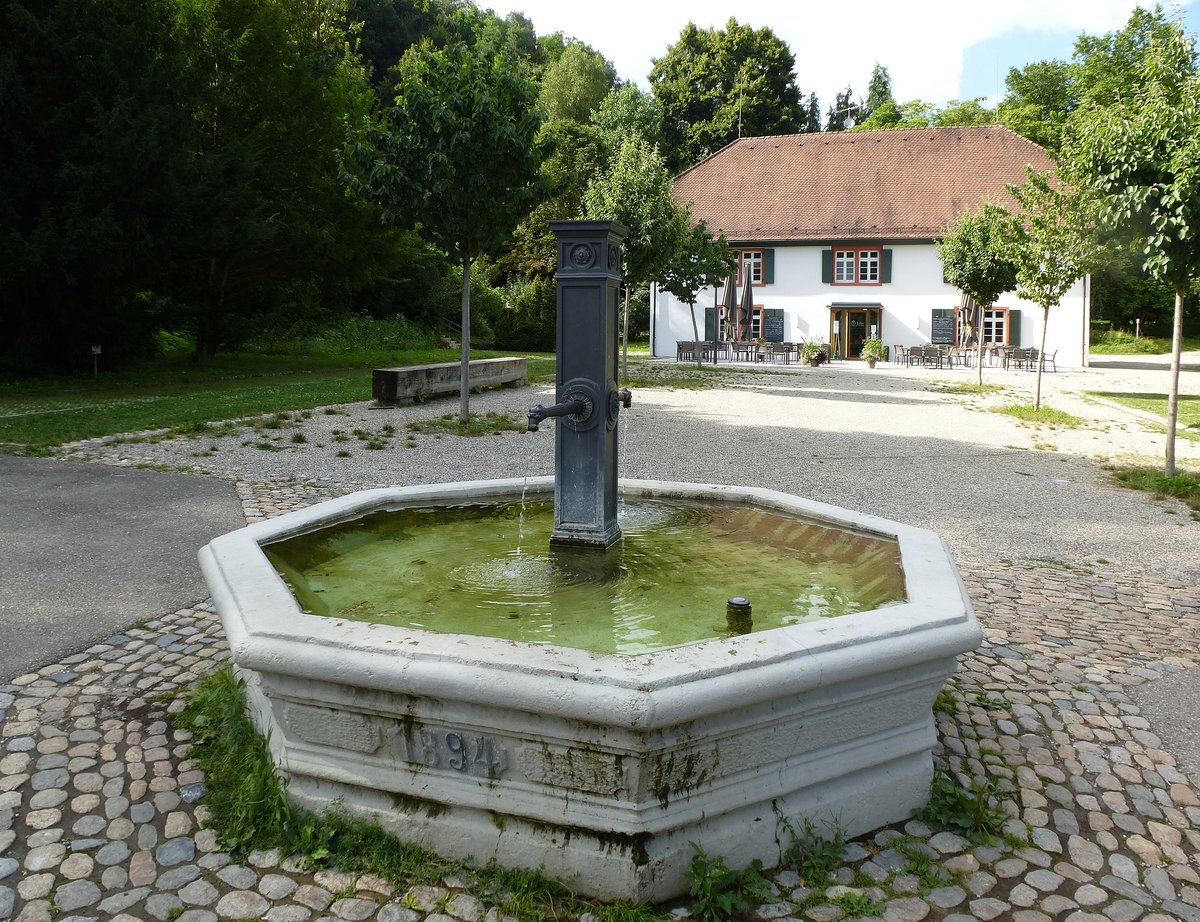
[393,726,508,778]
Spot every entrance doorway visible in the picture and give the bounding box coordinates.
[829,305,882,359]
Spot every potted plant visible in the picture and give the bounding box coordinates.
[861,337,885,368]
[799,339,823,367]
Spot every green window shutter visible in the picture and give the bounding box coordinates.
[1007,309,1021,346]
[821,249,832,284]
[881,248,893,283]
[763,248,775,284]
[704,307,715,340]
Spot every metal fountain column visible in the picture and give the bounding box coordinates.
[528,220,630,549]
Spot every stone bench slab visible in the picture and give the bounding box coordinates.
[372,357,527,405]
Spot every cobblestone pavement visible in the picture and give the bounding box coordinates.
[1,477,1197,922]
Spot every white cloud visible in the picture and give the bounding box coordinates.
[482,0,1192,110]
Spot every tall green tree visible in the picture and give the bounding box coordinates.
[169,0,380,362]
[1067,21,1200,475]
[826,87,855,131]
[351,39,547,421]
[0,0,184,371]
[649,18,804,170]
[932,98,995,127]
[581,136,682,379]
[592,84,666,154]
[938,203,1018,384]
[803,93,822,133]
[1002,168,1102,409]
[861,64,893,122]
[538,42,614,124]
[659,218,737,368]
[998,60,1077,152]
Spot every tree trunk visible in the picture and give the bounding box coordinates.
[1165,284,1184,476]
[1035,304,1049,411]
[621,285,630,384]
[195,257,228,366]
[460,257,471,425]
[689,303,702,370]
[976,303,985,387]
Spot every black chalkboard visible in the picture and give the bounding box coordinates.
[931,309,955,345]
[763,309,785,343]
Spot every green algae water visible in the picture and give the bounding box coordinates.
[264,499,906,655]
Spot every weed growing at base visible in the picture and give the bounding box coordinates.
[405,411,525,436]
[178,666,671,922]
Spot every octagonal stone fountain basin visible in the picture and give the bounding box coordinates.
[199,478,981,902]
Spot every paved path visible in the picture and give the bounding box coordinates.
[0,457,244,683]
[2,362,1200,922]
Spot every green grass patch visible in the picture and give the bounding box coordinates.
[405,411,526,436]
[1109,466,1200,512]
[781,818,847,887]
[0,349,554,452]
[1090,391,1200,439]
[935,382,1005,396]
[996,403,1085,427]
[1089,330,1200,355]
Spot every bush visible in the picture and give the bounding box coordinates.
[494,276,556,351]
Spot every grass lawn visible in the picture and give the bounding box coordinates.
[0,349,555,452]
[1089,330,1200,354]
[1090,391,1200,440]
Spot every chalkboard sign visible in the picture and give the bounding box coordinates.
[763,309,785,343]
[931,309,955,345]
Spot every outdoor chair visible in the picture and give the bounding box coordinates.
[1040,350,1057,373]
[892,345,907,365]
[677,341,697,362]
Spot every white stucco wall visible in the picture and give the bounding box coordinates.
[652,243,1089,367]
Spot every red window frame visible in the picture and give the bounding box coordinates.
[831,246,883,287]
[738,249,765,288]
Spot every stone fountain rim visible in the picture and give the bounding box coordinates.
[200,477,977,731]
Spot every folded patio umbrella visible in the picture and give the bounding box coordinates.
[739,271,755,340]
[720,274,737,340]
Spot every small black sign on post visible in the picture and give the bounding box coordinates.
[91,344,101,379]
[931,309,955,345]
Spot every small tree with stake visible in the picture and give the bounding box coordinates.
[1067,23,1199,476]
[1001,167,1102,409]
[938,203,1019,386]
[659,215,738,368]
[348,39,547,423]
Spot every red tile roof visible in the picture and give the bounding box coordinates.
[673,126,1053,243]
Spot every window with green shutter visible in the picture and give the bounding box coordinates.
[821,249,833,283]
[763,248,775,284]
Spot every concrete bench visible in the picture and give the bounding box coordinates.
[372,357,527,406]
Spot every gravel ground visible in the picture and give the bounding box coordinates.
[62,358,1200,580]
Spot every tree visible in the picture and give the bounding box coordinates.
[649,19,805,170]
[0,0,184,372]
[1073,5,1177,108]
[351,39,547,421]
[826,87,855,131]
[1002,168,1102,409]
[659,218,737,368]
[938,203,1018,384]
[581,136,682,380]
[538,42,614,124]
[998,60,1077,152]
[802,93,822,133]
[932,98,994,127]
[862,64,893,122]
[1066,21,1200,475]
[592,84,666,154]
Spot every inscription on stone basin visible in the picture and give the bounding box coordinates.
[387,726,508,778]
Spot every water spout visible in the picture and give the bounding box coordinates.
[527,397,588,432]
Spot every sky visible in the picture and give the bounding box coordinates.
[480,0,1199,113]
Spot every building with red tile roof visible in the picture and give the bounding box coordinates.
[651,126,1089,367]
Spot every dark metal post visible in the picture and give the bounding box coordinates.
[548,220,629,549]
